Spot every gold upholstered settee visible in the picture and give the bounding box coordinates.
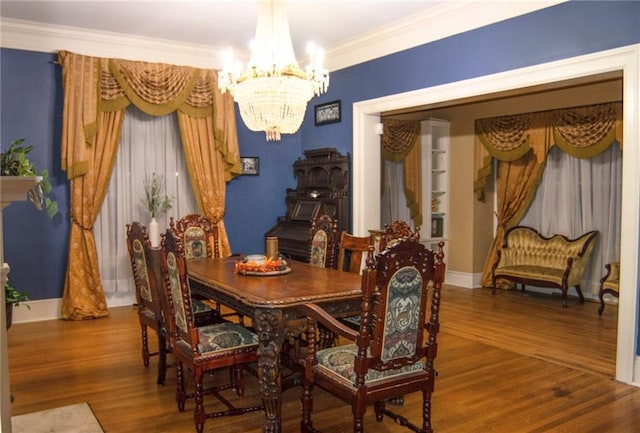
[491,226,598,307]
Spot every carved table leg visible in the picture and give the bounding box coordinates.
[255,308,285,433]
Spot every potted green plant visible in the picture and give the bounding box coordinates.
[0,137,58,217]
[4,281,29,330]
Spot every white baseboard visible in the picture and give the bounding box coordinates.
[10,293,136,324]
[445,271,483,289]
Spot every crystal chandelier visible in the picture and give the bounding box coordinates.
[218,0,329,141]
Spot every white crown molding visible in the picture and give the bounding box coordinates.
[1,1,565,70]
[0,17,242,69]
[324,1,566,71]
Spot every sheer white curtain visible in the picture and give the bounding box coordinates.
[381,160,411,227]
[95,106,198,305]
[519,142,622,296]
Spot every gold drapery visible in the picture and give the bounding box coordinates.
[475,102,623,200]
[475,102,623,288]
[381,119,422,228]
[59,51,240,319]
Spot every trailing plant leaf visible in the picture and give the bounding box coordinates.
[4,281,30,309]
[1,138,58,217]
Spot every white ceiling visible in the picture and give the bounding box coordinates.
[0,1,566,70]
[0,1,440,53]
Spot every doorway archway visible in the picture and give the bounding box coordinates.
[352,45,639,385]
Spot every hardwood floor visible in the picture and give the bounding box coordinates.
[7,285,639,433]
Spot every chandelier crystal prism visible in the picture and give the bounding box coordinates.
[218,0,329,141]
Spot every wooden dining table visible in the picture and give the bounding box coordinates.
[187,256,363,433]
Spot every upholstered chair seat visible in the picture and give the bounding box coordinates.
[195,322,258,354]
[315,344,425,384]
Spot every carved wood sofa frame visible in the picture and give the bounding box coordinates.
[491,226,598,307]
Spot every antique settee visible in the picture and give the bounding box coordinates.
[491,226,598,307]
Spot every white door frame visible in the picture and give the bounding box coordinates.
[352,44,640,385]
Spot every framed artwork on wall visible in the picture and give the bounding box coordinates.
[431,216,443,238]
[314,100,341,126]
[240,156,260,175]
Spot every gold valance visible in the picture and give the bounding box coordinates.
[100,59,214,118]
[475,102,622,201]
[476,113,533,162]
[552,103,621,158]
[382,118,420,161]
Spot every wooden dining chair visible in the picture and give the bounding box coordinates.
[340,222,421,331]
[160,229,263,433]
[169,213,243,324]
[300,238,446,433]
[126,222,170,384]
[336,231,373,274]
[307,214,339,269]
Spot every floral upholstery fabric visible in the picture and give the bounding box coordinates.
[132,239,152,303]
[381,266,423,362]
[197,322,258,354]
[315,266,425,384]
[184,227,207,259]
[316,344,424,384]
[309,230,328,267]
[166,251,188,334]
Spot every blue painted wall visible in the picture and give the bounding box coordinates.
[2,2,638,315]
[1,49,69,300]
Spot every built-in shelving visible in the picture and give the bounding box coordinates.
[421,119,449,254]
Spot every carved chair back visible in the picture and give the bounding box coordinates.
[308,214,339,268]
[126,222,162,324]
[161,228,196,349]
[363,238,442,373]
[169,214,220,259]
[379,220,420,251]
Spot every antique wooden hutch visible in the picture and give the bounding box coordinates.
[265,148,350,261]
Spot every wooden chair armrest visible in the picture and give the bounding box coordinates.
[298,303,359,342]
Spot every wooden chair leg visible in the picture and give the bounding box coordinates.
[157,332,167,385]
[300,377,314,432]
[176,362,186,412]
[194,371,205,433]
[353,403,366,433]
[423,389,434,433]
[141,324,150,367]
[598,290,606,315]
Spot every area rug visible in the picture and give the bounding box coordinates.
[12,402,104,433]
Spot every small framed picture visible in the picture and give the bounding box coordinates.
[431,216,443,238]
[314,100,341,126]
[240,156,259,176]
